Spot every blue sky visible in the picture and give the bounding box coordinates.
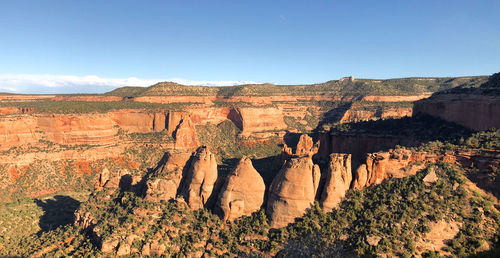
[0,0,499,93]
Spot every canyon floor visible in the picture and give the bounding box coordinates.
[0,75,499,257]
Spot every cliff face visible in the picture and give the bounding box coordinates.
[413,94,500,131]
[232,107,288,137]
[339,107,412,123]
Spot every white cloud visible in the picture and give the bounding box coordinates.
[0,74,259,94]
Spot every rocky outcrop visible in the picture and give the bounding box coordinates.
[232,107,288,137]
[37,114,118,145]
[0,111,171,150]
[320,154,352,212]
[110,110,167,133]
[340,107,412,123]
[352,149,441,189]
[174,116,199,149]
[413,94,500,131]
[266,156,321,228]
[144,152,192,202]
[180,147,218,209]
[216,156,265,220]
[295,134,314,156]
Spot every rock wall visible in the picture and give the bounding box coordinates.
[235,107,288,137]
[318,132,415,161]
[413,94,500,131]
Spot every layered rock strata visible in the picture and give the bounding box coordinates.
[413,94,500,131]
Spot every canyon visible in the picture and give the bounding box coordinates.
[0,74,499,257]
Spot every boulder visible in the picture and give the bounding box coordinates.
[180,147,218,209]
[423,167,438,185]
[174,116,199,149]
[217,156,265,220]
[320,153,352,212]
[266,156,321,228]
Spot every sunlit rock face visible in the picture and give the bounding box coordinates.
[266,156,320,228]
[179,146,218,209]
[320,153,352,212]
[216,156,265,221]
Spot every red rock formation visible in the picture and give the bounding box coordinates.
[217,156,265,220]
[413,94,500,131]
[111,110,163,133]
[266,156,321,228]
[320,153,352,212]
[295,134,314,156]
[180,147,218,209]
[231,107,288,137]
[352,149,438,189]
[144,152,192,202]
[37,114,118,145]
[174,116,199,149]
[340,107,412,123]
[0,116,39,150]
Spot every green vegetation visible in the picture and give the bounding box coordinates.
[351,100,413,111]
[0,192,89,256]
[413,128,500,154]
[196,120,282,161]
[274,164,499,257]
[3,163,496,256]
[0,99,201,114]
[329,115,473,144]
[106,76,487,97]
[103,86,148,97]
[436,72,500,95]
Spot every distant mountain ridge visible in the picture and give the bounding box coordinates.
[105,76,488,97]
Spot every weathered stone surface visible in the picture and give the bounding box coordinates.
[423,167,438,185]
[180,147,218,209]
[96,167,110,189]
[217,156,265,220]
[144,152,191,201]
[144,152,192,202]
[352,149,433,189]
[413,94,500,131]
[174,116,199,149]
[266,156,321,228]
[320,153,352,212]
[101,238,119,253]
[352,164,368,190]
[144,178,178,202]
[295,134,314,156]
[231,107,288,137]
[117,243,131,256]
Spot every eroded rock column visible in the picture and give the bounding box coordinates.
[216,156,265,220]
[266,156,321,228]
